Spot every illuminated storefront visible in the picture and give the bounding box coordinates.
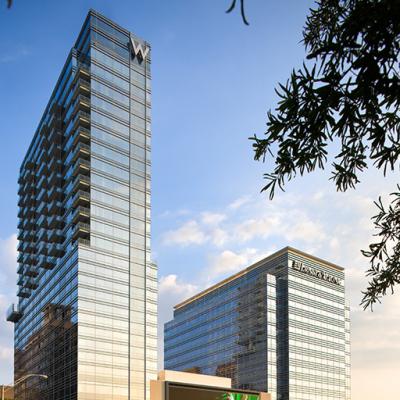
[151,370,270,400]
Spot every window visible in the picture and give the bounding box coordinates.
[92,126,129,151]
[92,204,129,226]
[92,110,129,136]
[92,64,129,91]
[92,173,129,196]
[92,48,129,76]
[92,80,129,106]
[92,31,129,60]
[92,188,129,211]
[92,158,129,181]
[92,95,129,122]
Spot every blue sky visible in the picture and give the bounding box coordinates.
[0,1,399,398]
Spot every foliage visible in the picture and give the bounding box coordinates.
[251,0,400,308]
[361,187,400,309]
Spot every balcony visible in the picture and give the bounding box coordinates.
[74,78,90,95]
[17,287,30,298]
[17,240,25,252]
[72,174,90,193]
[75,237,90,247]
[48,142,62,156]
[37,242,49,256]
[69,111,90,135]
[47,214,64,230]
[72,158,90,176]
[6,304,22,323]
[77,63,90,77]
[17,208,24,218]
[47,186,64,202]
[49,99,61,114]
[72,126,90,147]
[37,187,48,203]
[72,222,90,240]
[48,229,65,244]
[37,162,49,177]
[48,173,63,189]
[71,142,90,164]
[48,200,64,216]
[37,174,47,190]
[72,206,90,224]
[47,129,63,144]
[25,207,36,219]
[17,274,24,286]
[25,266,39,277]
[24,278,38,290]
[72,190,90,207]
[37,201,49,216]
[38,255,56,270]
[25,160,35,169]
[25,254,37,266]
[47,157,63,173]
[37,214,48,229]
[38,147,49,163]
[48,244,65,258]
[24,241,35,254]
[17,263,24,274]
[37,227,48,243]
[21,219,34,230]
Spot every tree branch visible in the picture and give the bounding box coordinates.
[226,0,249,25]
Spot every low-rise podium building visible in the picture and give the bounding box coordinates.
[164,247,350,400]
[151,370,270,400]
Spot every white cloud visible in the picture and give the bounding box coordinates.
[159,274,198,297]
[162,220,207,246]
[207,247,274,280]
[228,195,251,210]
[234,215,281,242]
[201,212,226,226]
[0,234,18,286]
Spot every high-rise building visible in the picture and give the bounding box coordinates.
[6,9,156,400]
[164,247,350,400]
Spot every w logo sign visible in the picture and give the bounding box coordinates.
[130,37,149,61]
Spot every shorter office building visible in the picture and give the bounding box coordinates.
[164,247,350,400]
[151,370,270,400]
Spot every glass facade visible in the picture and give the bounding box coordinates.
[7,10,156,400]
[164,248,350,400]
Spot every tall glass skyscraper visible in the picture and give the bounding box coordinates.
[6,10,157,400]
[164,247,351,400]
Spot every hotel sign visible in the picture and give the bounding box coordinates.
[291,260,342,285]
[129,37,149,60]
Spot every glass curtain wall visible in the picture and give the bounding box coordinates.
[9,10,156,400]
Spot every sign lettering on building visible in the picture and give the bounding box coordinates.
[129,37,149,60]
[291,260,342,285]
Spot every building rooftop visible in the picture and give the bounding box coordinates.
[174,246,344,310]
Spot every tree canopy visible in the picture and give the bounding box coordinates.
[252,0,400,309]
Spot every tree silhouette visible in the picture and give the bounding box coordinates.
[252,0,400,309]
